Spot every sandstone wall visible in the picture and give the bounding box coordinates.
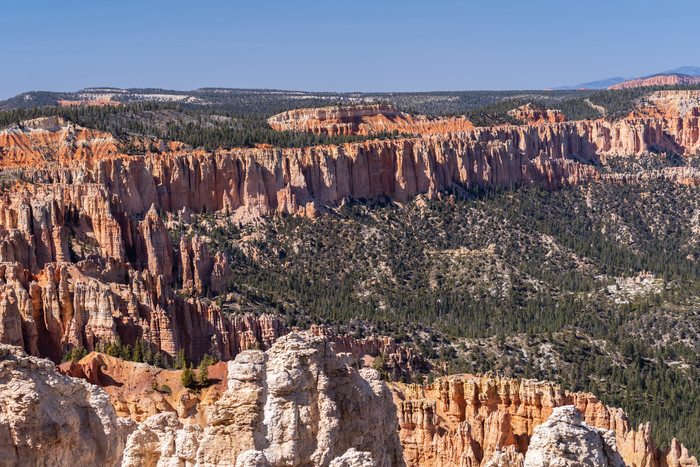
[392,374,698,467]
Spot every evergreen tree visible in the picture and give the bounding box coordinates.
[133,338,144,363]
[181,364,195,389]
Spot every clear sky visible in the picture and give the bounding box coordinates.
[1,0,699,99]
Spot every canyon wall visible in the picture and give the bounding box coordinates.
[392,374,698,467]
[267,104,475,135]
[609,74,700,90]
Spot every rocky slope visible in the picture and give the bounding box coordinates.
[268,104,475,135]
[608,74,700,90]
[392,374,698,467]
[58,352,228,422]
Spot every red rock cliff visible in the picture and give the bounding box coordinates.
[267,104,475,135]
[392,374,697,467]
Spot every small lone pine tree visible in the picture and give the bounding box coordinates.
[181,364,195,389]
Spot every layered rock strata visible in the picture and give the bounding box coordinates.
[267,104,475,135]
[609,74,700,90]
[508,104,566,125]
[392,374,698,467]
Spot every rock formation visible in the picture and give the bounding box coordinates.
[268,104,475,135]
[4,340,696,467]
[55,320,425,423]
[0,343,133,467]
[121,332,406,466]
[0,116,121,167]
[523,406,625,467]
[608,74,700,90]
[392,374,698,467]
[508,104,566,124]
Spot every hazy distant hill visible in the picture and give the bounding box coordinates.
[608,73,700,90]
[554,76,628,90]
[554,66,700,90]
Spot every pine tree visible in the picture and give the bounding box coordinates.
[154,352,165,369]
[133,338,144,363]
[181,364,195,389]
[144,341,154,365]
[198,354,211,387]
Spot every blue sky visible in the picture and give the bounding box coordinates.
[1,0,699,99]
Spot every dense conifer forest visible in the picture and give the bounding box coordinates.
[166,181,700,450]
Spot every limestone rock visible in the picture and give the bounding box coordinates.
[121,332,406,467]
[524,406,625,467]
[121,412,202,467]
[328,448,376,467]
[0,344,133,467]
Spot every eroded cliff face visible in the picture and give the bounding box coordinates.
[267,104,475,135]
[392,374,698,467]
[609,74,700,90]
[1,334,405,467]
[121,332,406,467]
[55,317,426,423]
[5,340,697,467]
[0,116,121,167]
[508,104,566,125]
[0,343,134,467]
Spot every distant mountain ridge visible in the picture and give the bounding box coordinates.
[609,73,700,90]
[555,66,700,90]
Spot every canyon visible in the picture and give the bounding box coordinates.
[1,92,700,367]
[0,90,699,464]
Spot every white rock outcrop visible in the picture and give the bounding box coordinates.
[524,406,626,467]
[122,332,406,466]
[0,344,133,467]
